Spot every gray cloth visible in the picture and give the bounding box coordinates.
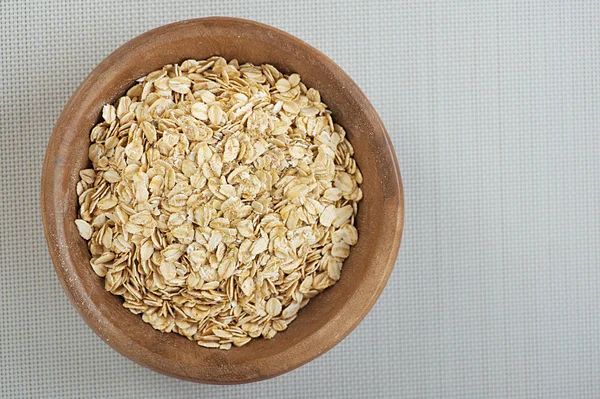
[2,0,600,398]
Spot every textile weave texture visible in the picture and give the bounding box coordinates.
[1,1,600,398]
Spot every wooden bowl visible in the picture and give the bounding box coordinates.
[41,17,403,384]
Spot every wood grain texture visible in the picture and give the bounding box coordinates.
[41,17,403,384]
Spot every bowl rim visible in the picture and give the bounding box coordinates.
[41,17,404,384]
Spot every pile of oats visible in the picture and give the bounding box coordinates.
[74,57,362,349]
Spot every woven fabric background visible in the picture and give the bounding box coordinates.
[2,1,600,397]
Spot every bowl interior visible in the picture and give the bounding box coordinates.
[42,18,403,383]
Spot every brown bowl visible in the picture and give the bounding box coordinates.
[41,17,403,384]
